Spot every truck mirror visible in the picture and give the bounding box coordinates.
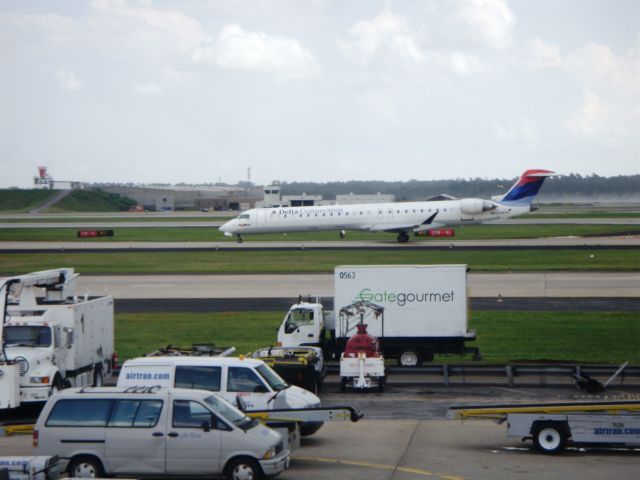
[201,420,211,432]
[65,329,74,349]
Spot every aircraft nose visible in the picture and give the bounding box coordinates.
[219,220,235,235]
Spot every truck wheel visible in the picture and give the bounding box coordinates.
[398,350,421,367]
[532,422,567,454]
[50,374,64,397]
[68,456,104,478]
[225,457,263,480]
[340,377,347,392]
[93,367,103,387]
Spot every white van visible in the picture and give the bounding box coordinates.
[117,356,323,435]
[34,387,289,479]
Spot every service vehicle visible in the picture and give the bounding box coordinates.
[337,301,385,392]
[0,269,115,410]
[34,386,289,479]
[0,456,62,480]
[116,356,324,435]
[446,400,640,454]
[277,265,478,367]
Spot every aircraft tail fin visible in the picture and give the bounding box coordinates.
[495,169,555,205]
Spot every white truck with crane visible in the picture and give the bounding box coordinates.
[0,268,115,410]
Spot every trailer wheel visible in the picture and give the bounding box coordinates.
[398,350,421,367]
[68,456,104,478]
[225,456,263,480]
[532,422,568,454]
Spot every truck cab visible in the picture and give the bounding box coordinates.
[3,309,71,403]
[277,302,332,348]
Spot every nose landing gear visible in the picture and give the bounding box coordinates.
[235,234,243,244]
[339,230,346,239]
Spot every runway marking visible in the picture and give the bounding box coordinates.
[294,456,464,480]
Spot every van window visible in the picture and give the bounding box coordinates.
[172,400,212,428]
[227,367,268,393]
[108,400,163,428]
[175,366,221,392]
[46,399,112,427]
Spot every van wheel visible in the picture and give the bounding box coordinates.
[226,457,262,480]
[532,422,568,454]
[93,367,103,387]
[68,456,104,478]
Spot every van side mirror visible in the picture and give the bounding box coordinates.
[201,420,211,432]
[253,385,268,393]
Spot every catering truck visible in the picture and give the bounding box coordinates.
[277,265,478,368]
[0,268,115,410]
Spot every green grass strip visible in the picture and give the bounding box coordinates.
[115,311,640,364]
[0,224,638,242]
[1,249,637,275]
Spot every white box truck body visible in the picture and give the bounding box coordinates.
[277,265,477,367]
[0,269,115,409]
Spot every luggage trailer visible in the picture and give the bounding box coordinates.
[446,400,640,454]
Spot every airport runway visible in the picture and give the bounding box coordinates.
[77,272,640,299]
[2,235,639,252]
[1,218,640,228]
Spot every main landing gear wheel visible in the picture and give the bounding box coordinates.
[397,232,410,243]
[339,229,346,239]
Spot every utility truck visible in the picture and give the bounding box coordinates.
[0,268,115,410]
[277,265,478,368]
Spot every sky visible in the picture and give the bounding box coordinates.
[0,0,638,187]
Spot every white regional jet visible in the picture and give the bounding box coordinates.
[220,169,554,243]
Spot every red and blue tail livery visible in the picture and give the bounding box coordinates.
[497,169,555,205]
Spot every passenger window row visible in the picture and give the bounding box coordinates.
[46,399,163,428]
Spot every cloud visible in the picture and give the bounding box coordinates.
[56,68,83,91]
[526,37,562,70]
[450,0,516,49]
[338,10,426,66]
[134,83,163,94]
[90,0,204,51]
[193,24,321,79]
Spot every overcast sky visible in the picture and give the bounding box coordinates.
[0,0,638,188]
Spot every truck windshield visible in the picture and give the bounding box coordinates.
[256,364,289,391]
[203,394,256,430]
[284,308,315,332]
[4,326,51,347]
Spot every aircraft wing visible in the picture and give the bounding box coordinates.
[365,210,440,233]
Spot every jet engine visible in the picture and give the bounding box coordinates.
[460,198,496,214]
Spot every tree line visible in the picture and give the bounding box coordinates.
[275,173,640,201]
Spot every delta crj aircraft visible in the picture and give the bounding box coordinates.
[220,169,555,243]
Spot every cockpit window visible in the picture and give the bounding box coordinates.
[237,214,250,219]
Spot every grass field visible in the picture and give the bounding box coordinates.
[115,310,640,364]
[1,248,638,274]
[0,190,57,212]
[0,224,638,243]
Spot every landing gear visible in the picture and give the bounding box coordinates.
[235,235,243,244]
[397,231,409,243]
[339,229,346,239]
